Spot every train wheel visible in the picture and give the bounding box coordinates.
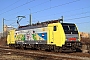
[59,47,62,53]
[38,47,41,50]
[54,46,59,52]
[9,44,15,49]
[20,45,24,50]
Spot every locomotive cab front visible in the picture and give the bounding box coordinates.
[61,23,82,51]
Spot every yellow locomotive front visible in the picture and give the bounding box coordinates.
[47,22,82,52]
[61,23,82,52]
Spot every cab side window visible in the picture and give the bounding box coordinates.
[53,26,57,31]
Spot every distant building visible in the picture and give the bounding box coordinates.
[80,32,89,38]
[2,25,16,37]
[4,25,15,32]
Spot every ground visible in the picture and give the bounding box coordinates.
[0,52,34,60]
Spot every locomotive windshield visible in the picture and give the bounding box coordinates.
[61,23,78,34]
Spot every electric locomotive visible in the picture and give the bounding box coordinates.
[7,19,82,52]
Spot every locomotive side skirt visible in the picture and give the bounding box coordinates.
[15,40,47,44]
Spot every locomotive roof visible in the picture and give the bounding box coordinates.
[16,20,60,30]
[16,19,75,31]
[61,23,75,25]
[16,23,75,31]
[16,24,47,31]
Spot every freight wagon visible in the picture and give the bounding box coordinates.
[7,20,82,52]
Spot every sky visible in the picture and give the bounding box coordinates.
[0,0,90,33]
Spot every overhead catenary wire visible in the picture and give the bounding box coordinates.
[32,0,80,14]
[0,0,21,11]
[31,0,51,9]
[64,11,90,17]
[32,11,90,21]
[0,0,35,15]
[76,21,90,24]
[22,0,81,20]
[5,0,81,25]
[6,5,90,20]
[9,21,16,26]
[3,19,16,21]
[4,0,80,18]
[4,0,90,27]
[32,5,90,21]
[66,16,90,20]
[3,0,49,25]
[10,16,90,25]
[5,0,51,18]
[9,16,90,27]
[31,15,90,25]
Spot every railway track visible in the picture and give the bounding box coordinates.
[0,45,90,60]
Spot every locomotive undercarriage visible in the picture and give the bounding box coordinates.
[62,41,82,52]
[9,41,82,52]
